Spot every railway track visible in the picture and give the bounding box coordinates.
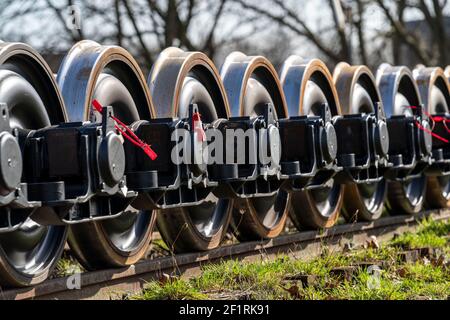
[2,209,448,300]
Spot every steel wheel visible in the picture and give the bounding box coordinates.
[149,48,233,252]
[57,41,156,270]
[0,42,67,287]
[280,57,344,229]
[377,64,427,214]
[220,52,290,240]
[414,66,450,208]
[334,63,388,221]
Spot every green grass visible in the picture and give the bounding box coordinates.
[391,218,450,250]
[132,218,449,300]
[134,279,207,300]
[54,254,84,277]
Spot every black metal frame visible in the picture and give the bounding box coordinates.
[0,99,448,232]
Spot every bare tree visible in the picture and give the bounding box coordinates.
[230,0,356,65]
[0,0,251,70]
[374,0,450,66]
[0,0,449,70]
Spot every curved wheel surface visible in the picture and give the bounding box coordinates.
[280,57,344,229]
[221,52,290,240]
[149,48,233,252]
[0,42,67,287]
[377,64,427,215]
[333,63,388,221]
[414,66,450,208]
[57,40,156,270]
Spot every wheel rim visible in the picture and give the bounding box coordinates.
[0,221,64,276]
[280,57,344,228]
[86,65,152,255]
[358,182,385,213]
[0,44,67,285]
[302,77,342,219]
[437,176,450,198]
[395,89,423,207]
[353,81,386,215]
[57,41,155,264]
[397,72,425,209]
[149,48,233,249]
[377,65,427,213]
[243,74,287,229]
[414,67,450,205]
[220,53,291,237]
[309,184,341,217]
[334,64,387,219]
[101,208,151,252]
[178,72,230,238]
[402,178,426,207]
[428,77,450,202]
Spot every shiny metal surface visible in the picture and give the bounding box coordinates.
[333,62,387,221]
[279,56,344,228]
[0,42,67,287]
[377,64,421,117]
[57,40,156,270]
[221,51,288,118]
[413,66,450,208]
[220,52,289,238]
[280,56,341,116]
[57,40,154,121]
[149,47,233,251]
[149,47,229,119]
[413,66,450,114]
[377,64,426,215]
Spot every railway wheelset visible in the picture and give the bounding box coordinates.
[0,40,449,288]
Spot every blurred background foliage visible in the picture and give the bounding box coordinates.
[0,0,449,72]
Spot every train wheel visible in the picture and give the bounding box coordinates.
[57,41,156,270]
[414,66,450,208]
[377,64,427,214]
[220,52,290,240]
[280,57,344,230]
[0,42,67,287]
[148,48,233,252]
[333,63,388,221]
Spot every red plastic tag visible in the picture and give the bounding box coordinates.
[192,112,206,142]
[92,100,157,160]
[409,106,449,143]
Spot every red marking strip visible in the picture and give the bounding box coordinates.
[92,100,157,160]
[192,112,206,142]
[415,121,449,143]
[408,106,449,143]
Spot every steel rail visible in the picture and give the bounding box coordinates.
[1,209,449,300]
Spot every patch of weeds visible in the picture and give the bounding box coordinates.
[54,252,84,277]
[134,279,206,300]
[133,219,450,300]
[146,238,173,259]
[391,218,449,249]
[195,258,289,299]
